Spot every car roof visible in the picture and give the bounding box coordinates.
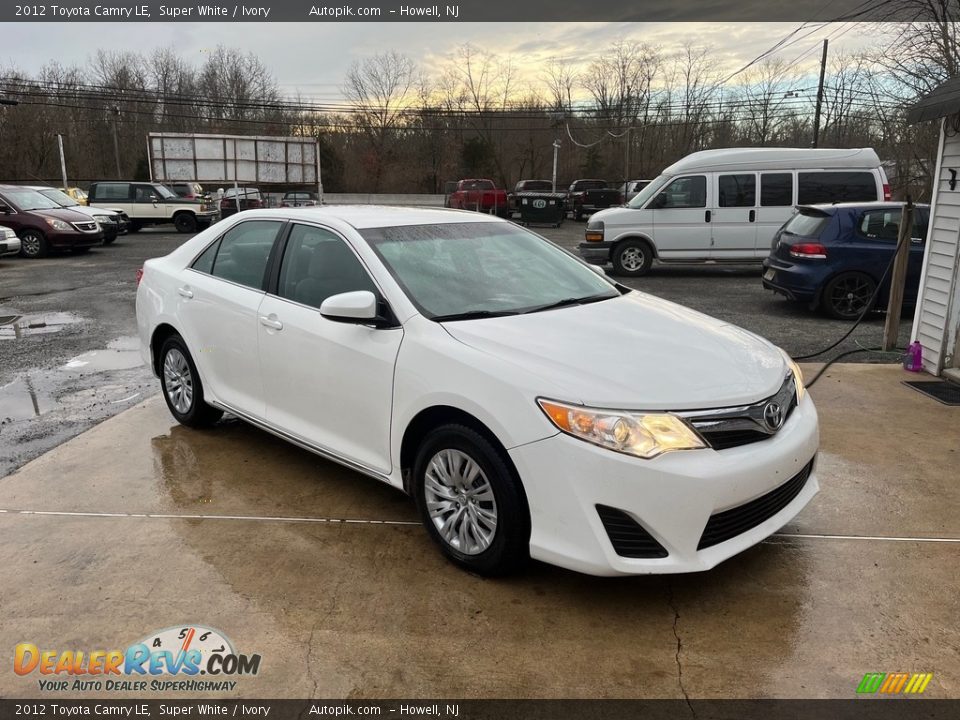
[229,205,508,229]
[664,147,882,174]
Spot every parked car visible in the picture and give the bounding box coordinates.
[88,181,219,234]
[25,186,129,244]
[445,179,510,217]
[0,225,21,257]
[220,187,263,218]
[762,202,930,320]
[0,185,103,257]
[618,179,653,204]
[581,147,892,277]
[507,180,554,212]
[567,179,621,221]
[58,187,88,205]
[281,191,319,207]
[167,182,208,201]
[136,206,818,577]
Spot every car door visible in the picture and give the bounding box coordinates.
[648,174,711,258]
[257,222,403,475]
[712,172,758,258]
[177,219,286,418]
[132,184,167,222]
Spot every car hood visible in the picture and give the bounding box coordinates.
[33,208,98,223]
[442,292,788,410]
[590,206,637,224]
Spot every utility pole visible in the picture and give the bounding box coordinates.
[551,140,561,193]
[112,106,122,179]
[812,38,829,148]
[57,134,69,189]
[624,127,631,184]
[882,197,915,351]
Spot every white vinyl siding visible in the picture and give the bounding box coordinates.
[915,121,960,374]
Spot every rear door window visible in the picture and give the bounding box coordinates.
[717,174,756,207]
[208,220,283,290]
[760,173,794,206]
[798,172,877,204]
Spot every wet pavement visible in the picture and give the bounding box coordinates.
[0,364,957,699]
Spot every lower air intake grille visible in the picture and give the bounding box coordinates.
[698,458,814,550]
[596,505,668,558]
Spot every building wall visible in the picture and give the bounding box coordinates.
[914,118,960,375]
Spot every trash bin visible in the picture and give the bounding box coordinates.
[515,192,566,227]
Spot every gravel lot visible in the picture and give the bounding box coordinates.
[0,216,914,477]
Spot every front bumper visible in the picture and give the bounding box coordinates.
[578,241,613,265]
[49,230,103,250]
[0,236,21,256]
[508,392,819,576]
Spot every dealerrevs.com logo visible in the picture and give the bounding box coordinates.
[14,625,261,693]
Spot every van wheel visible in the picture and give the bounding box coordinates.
[413,424,530,576]
[18,229,48,258]
[821,272,877,320]
[174,213,198,233]
[159,335,223,428]
[613,240,653,277]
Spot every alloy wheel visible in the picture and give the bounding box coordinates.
[829,275,873,317]
[163,348,194,414]
[423,448,498,555]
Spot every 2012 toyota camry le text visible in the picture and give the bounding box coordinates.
[135,206,819,577]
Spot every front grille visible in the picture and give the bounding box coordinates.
[697,459,814,550]
[682,374,798,451]
[596,505,668,558]
[74,222,98,232]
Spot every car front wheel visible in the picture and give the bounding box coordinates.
[159,335,223,428]
[612,239,653,277]
[18,229,48,258]
[413,424,530,576]
[174,213,198,233]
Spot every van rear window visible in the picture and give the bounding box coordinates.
[798,172,877,204]
[783,211,829,238]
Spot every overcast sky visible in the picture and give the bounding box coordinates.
[3,22,875,98]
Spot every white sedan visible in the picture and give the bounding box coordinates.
[1,225,21,257]
[136,207,819,576]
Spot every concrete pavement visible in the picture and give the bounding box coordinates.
[0,364,957,699]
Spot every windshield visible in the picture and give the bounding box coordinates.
[362,222,621,320]
[2,188,62,211]
[39,189,79,207]
[154,185,177,199]
[627,175,669,208]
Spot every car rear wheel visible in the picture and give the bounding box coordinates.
[18,229,48,258]
[159,335,223,428]
[612,239,653,277]
[821,272,877,320]
[413,424,529,576]
[174,213,198,234]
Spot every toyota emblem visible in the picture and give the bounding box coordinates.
[763,402,784,431]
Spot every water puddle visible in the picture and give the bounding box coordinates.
[0,376,55,424]
[62,336,144,372]
[0,312,83,340]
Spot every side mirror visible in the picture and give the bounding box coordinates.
[320,290,381,325]
[0,204,10,214]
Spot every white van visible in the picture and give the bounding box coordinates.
[579,147,891,276]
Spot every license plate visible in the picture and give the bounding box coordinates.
[763,269,776,281]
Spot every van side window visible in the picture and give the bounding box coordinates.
[718,174,756,207]
[760,173,793,206]
[798,172,876,204]
[654,176,706,209]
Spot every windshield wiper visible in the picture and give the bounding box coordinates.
[432,309,522,322]
[523,294,614,314]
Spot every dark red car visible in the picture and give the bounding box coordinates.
[220,187,263,218]
[0,185,103,258]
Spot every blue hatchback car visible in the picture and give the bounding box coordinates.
[762,202,930,320]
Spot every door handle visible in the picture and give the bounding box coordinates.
[259,315,283,331]
[749,209,756,223]
[177,286,194,299]
[705,210,711,222]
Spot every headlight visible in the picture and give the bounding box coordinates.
[93,215,112,223]
[538,399,706,459]
[786,356,805,401]
[43,217,71,231]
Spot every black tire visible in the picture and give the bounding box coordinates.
[174,213,198,234]
[413,424,530,576]
[612,239,653,277]
[18,229,48,258]
[821,272,877,320]
[70,247,91,254]
[102,235,117,245]
[574,208,584,221]
[158,335,223,428]
[127,222,142,233]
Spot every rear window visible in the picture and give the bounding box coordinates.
[462,180,494,191]
[91,183,129,200]
[798,172,877,204]
[783,211,829,238]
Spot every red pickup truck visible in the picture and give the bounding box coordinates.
[445,179,510,216]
